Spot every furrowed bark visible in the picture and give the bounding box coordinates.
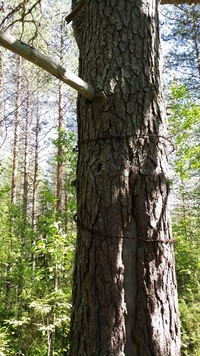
[69,0,180,355]
[66,0,200,24]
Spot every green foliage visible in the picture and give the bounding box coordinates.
[0,327,11,356]
[169,84,200,355]
[173,206,200,355]
[169,83,200,179]
[161,4,200,94]
[52,128,77,164]
[5,222,75,355]
[179,299,200,356]
[0,1,78,353]
[0,130,77,355]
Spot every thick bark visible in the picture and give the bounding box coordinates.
[67,0,200,25]
[69,1,180,355]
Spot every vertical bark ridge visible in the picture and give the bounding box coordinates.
[69,1,180,355]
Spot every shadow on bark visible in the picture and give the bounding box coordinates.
[69,0,180,355]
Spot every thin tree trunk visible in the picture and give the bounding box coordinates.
[16,80,30,302]
[180,178,188,239]
[51,21,65,356]
[191,5,200,79]
[56,81,63,213]
[69,1,180,355]
[31,92,40,273]
[0,49,3,144]
[56,23,64,213]
[6,57,22,310]
[64,175,68,231]
[23,85,30,224]
[11,56,22,205]
[32,93,39,227]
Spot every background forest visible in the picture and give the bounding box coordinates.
[0,1,199,355]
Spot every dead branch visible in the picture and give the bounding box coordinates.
[0,30,95,101]
[65,0,86,24]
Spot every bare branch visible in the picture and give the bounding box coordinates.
[0,30,95,101]
[0,0,42,30]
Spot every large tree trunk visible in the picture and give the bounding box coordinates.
[69,0,180,355]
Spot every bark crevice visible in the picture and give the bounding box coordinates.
[69,1,180,355]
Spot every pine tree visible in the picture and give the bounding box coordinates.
[1,0,199,354]
[161,4,200,94]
